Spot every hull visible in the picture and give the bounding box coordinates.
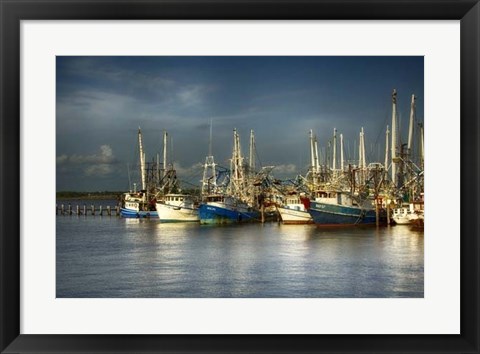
[199,204,260,224]
[155,203,199,222]
[392,215,411,225]
[308,201,380,226]
[120,208,158,218]
[392,206,416,225]
[411,218,424,230]
[277,206,313,224]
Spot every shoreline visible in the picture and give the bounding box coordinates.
[56,194,121,200]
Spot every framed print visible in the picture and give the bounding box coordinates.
[1,0,479,353]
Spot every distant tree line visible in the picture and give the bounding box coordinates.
[56,191,124,199]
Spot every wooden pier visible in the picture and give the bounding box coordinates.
[56,204,121,216]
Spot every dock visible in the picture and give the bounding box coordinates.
[56,204,121,216]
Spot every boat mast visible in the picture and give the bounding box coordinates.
[391,89,398,186]
[419,122,424,168]
[332,128,337,171]
[358,129,363,168]
[314,136,320,174]
[309,129,316,172]
[361,127,366,168]
[384,125,390,172]
[340,133,344,171]
[163,130,168,176]
[327,141,331,175]
[229,128,245,199]
[138,127,146,191]
[357,127,366,185]
[407,94,416,154]
[202,119,217,196]
[249,129,255,172]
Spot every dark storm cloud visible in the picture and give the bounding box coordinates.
[56,56,424,191]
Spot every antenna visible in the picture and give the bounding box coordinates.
[209,119,213,157]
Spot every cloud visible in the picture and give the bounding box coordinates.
[69,145,115,164]
[272,164,297,175]
[84,164,114,177]
[56,154,68,165]
[177,85,207,107]
[56,145,118,177]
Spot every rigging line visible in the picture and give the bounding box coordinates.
[254,144,263,169]
[373,103,391,147]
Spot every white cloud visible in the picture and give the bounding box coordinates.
[177,84,210,107]
[273,164,297,174]
[56,154,68,165]
[68,145,115,164]
[84,164,114,177]
[56,145,117,177]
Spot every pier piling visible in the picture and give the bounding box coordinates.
[387,202,391,225]
[57,204,121,217]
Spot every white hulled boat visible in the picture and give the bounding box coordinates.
[392,205,415,225]
[155,194,199,222]
[277,194,313,224]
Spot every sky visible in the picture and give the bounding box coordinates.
[56,56,424,192]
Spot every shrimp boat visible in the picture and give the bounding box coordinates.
[308,190,380,226]
[198,128,260,224]
[155,194,199,222]
[199,195,259,224]
[408,195,425,230]
[121,191,158,218]
[392,205,415,225]
[304,124,385,226]
[120,128,158,218]
[276,193,313,224]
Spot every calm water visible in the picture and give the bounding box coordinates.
[56,199,424,298]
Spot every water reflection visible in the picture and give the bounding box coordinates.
[57,218,424,298]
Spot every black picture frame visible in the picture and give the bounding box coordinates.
[1,0,479,353]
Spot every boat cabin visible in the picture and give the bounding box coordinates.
[205,195,225,203]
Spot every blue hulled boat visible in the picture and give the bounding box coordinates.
[198,128,261,224]
[120,208,158,218]
[120,192,158,218]
[308,200,377,226]
[307,191,384,226]
[199,195,260,224]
